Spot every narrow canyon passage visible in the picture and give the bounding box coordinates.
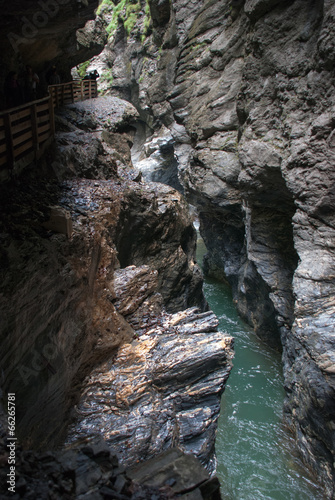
[196,234,323,499]
[1,0,335,497]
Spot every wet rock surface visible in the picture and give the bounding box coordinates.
[128,448,222,499]
[0,427,219,499]
[90,0,335,494]
[0,95,232,498]
[66,306,233,473]
[114,182,206,313]
[2,0,335,493]
[132,126,184,193]
[0,175,209,449]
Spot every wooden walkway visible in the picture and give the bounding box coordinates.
[48,80,97,108]
[0,96,55,181]
[0,80,97,181]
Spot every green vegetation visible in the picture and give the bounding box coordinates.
[141,0,151,42]
[97,0,152,41]
[96,0,114,16]
[98,68,114,95]
[77,60,91,79]
[193,41,207,52]
[138,56,149,83]
[105,0,127,36]
[144,0,150,16]
[124,1,142,34]
[100,68,114,84]
[157,45,163,61]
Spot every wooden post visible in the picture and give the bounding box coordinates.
[81,80,84,101]
[71,82,74,104]
[55,87,59,108]
[51,87,56,108]
[48,95,55,137]
[74,81,79,103]
[31,103,39,152]
[4,113,14,168]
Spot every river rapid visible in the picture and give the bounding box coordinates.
[196,234,324,500]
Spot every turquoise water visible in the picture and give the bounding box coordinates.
[196,235,323,500]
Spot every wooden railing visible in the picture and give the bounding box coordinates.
[48,80,98,108]
[0,80,98,179]
[0,96,55,179]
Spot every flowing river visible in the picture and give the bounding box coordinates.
[196,234,324,500]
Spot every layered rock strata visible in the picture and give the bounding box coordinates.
[91,0,335,494]
[67,303,233,473]
[0,96,233,490]
[0,428,221,499]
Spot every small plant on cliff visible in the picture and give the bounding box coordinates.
[77,60,91,79]
[98,0,152,41]
[100,68,114,85]
[124,1,142,35]
[105,0,127,36]
[96,0,114,16]
[140,0,151,42]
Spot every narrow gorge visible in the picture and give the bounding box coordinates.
[0,0,335,498]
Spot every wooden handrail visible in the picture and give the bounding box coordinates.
[0,80,98,180]
[48,79,98,108]
[0,96,54,178]
[0,96,53,118]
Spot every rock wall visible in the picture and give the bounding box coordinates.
[0,5,233,498]
[67,305,233,473]
[94,0,335,494]
[0,0,105,108]
[0,96,233,457]
[0,434,222,499]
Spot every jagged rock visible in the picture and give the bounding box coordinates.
[66,306,233,473]
[149,0,171,28]
[88,0,335,494]
[132,126,183,192]
[0,98,210,456]
[128,448,222,499]
[50,96,139,179]
[112,265,159,317]
[0,426,214,499]
[2,0,335,494]
[0,91,226,500]
[0,0,104,103]
[114,181,206,313]
[42,206,73,238]
[243,0,284,20]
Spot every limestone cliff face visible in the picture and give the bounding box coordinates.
[0,97,233,465]
[93,0,335,494]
